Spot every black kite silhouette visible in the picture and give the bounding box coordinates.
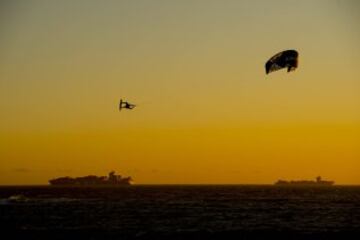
[265,50,299,74]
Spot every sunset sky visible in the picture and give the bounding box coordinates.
[1,0,359,185]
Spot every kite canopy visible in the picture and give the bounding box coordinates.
[265,50,298,74]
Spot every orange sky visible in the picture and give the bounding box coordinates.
[0,0,359,184]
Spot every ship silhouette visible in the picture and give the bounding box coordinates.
[49,171,132,186]
[274,176,334,186]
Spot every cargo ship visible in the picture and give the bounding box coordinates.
[274,176,334,186]
[49,171,132,186]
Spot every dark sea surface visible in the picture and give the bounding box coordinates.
[0,185,359,239]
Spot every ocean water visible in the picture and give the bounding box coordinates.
[0,185,359,239]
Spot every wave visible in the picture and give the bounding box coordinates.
[0,195,81,205]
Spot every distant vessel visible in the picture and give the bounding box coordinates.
[49,171,132,186]
[274,176,334,186]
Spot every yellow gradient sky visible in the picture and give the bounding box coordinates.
[1,0,359,184]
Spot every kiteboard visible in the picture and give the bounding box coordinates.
[119,99,123,111]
